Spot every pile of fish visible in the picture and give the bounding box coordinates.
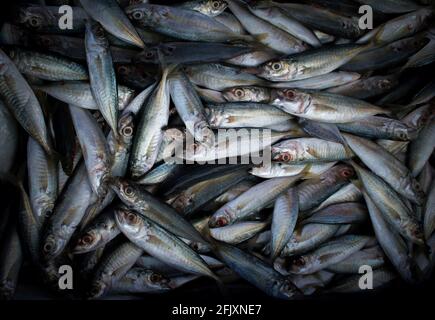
[0,0,435,300]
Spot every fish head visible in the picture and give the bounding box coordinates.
[127,4,167,26]
[272,278,301,300]
[272,89,311,115]
[134,47,159,64]
[223,87,265,102]
[330,164,355,182]
[194,0,228,17]
[271,141,300,163]
[72,230,102,254]
[110,178,140,204]
[286,255,311,274]
[114,207,145,236]
[41,234,65,261]
[86,22,109,49]
[16,6,47,31]
[143,270,171,290]
[402,219,424,246]
[118,112,135,145]
[394,124,417,141]
[258,60,297,81]
[87,280,108,299]
[209,207,232,228]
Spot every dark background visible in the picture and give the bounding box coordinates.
[0,0,434,317]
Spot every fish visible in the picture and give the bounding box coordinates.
[271,188,298,259]
[129,68,171,178]
[226,0,307,54]
[169,70,214,146]
[110,178,205,244]
[35,82,134,111]
[0,48,53,155]
[0,101,18,178]
[271,89,388,123]
[8,48,88,81]
[408,119,435,177]
[210,221,269,244]
[111,267,171,294]
[212,241,300,299]
[85,20,119,136]
[343,133,425,205]
[69,106,111,197]
[326,246,385,273]
[252,44,369,82]
[126,4,253,43]
[115,208,219,281]
[286,235,370,274]
[80,0,145,48]
[209,174,303,227]
[351,161,424,245]
[302,202,368,225]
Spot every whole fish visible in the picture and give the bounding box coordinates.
[70,106,111,197]
[27,138,58,223]
[343,133,425,205]
[271,89,388,123]
[212,241,300,299]
[287,235,370,274]
[271,188,298,259]
[0,48,53,155]
[115,208,218,281]
[226,0,307,54]
[80,0,144,48]
[9,48,88,81]
[36,82,134,111]
[126,4,252,43]
[209,174,303,227]
[252,44,369,82]
[40,163,96,261]
[129,68,171,179]
[169,70,214,146]
[351,162,424,245]
[110,178,205,244]
[85,20,119,135]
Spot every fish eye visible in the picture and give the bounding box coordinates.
[235,89,244,97]
[284,90,296,99]
[123,186,134,197]
[271,62,282,71]
[215,216,228,227]
[43,241,54,253]
[292,256,305,267]
[118,66,128,74]
[144,51,154,58]
[212,1,221,8]
[132,10,144,20]
[341,168,354,178]
[81,234,94,244]
[122,126,133,137]
[413,182,421,191]
[29,17,40,27]
[399,132,407,140]
[94,27,104,37]
[126,212,138,224]
[150,273,162,283]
